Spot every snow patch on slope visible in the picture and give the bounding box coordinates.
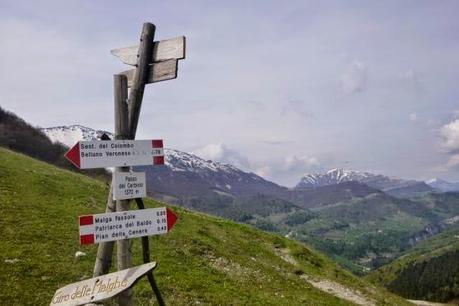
[41,125,112,147]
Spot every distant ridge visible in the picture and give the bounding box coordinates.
[41,125,287,200]
[426,177,459,192]
[296,168,434,198]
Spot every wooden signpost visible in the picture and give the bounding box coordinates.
[79,207,178,245]
[64,139,165,169]
[120,60,178,87]
[111,36,185,66]
[50,263,157,306]
[56,22,186,306]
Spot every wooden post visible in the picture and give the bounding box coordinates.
[91,22,159,305]
[92,23,156,279]
[128,23,156,139]
[93,189,116,277]
[113,74,133,306]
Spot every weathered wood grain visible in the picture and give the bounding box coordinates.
[126,23,156,139]
[111,36,186,66]
[119,59,177,87]
[114,74,133,306]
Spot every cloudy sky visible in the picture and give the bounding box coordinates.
[1,1,459,186]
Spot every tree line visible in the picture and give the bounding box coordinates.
[0,106,109,180]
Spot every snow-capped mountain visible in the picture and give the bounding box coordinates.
[41,125,436,203]
[426,178,459,192]
[41,125,286,200]
[297,168,375,188]
[296,168,434,197]
[41,125,112,147]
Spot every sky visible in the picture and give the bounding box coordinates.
[1,1,459,186]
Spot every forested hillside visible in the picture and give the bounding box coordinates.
[367,227,459,303]
[0,106,108,179]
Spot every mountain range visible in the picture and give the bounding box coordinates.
[41,125,459,275]
[41,125,459,197]
[296,168,438,197]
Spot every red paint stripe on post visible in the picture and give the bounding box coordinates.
[152,139,163,148]
[154,156,165,165]
[166,208,178,231]
[79,215,94,226]
[80,234,95,245]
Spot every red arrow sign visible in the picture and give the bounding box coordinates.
[64,139,164,169]
[166,207,178,230]
[79,207,178,245]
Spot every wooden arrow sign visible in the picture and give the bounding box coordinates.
[119,59,177,87]
[50,262,156,306]
[79,207,178,245]
[64,139,164,169]
[111,36,186,66]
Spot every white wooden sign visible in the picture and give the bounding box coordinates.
[64,139,164,169]
[112,171,146,200]
[50,262,156,306]
[79,207,178,245]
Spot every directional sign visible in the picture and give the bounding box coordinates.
[64,139,164,169]
[112,171,146,200]
[111,36,186,66]
[120,60,177,87]
[79,207,178,245]
[50,262,156,306]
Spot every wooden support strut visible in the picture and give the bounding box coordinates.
[135,198,165,306]
[113,74,133,306]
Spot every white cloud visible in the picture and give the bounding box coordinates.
[281,98,314,118]
[447,154,459,169]
[193,143,251,170]
[400,69,423,92]
[340,60,367,95]
[255,165,272,178]
[439,119,459,170]
[283,155,320,171]
[409,113,418,123]
[440,119,459,153]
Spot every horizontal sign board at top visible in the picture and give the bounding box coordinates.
[119,59,177,87]
[112,171,146,201]
[79,207,178,245]
[64,139,164,169]
[50,262,156,306]
[111,36,186,66]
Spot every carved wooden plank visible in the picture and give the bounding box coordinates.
[119,60,177,87]
[111,36,185,66]
[50,262,156,306]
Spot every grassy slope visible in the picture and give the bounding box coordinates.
[0,148,410,305]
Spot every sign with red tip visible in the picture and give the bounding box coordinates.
[64,143,80,168]
[64,139,164,169]
[79,207,178,245]
[166,207,178,230]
